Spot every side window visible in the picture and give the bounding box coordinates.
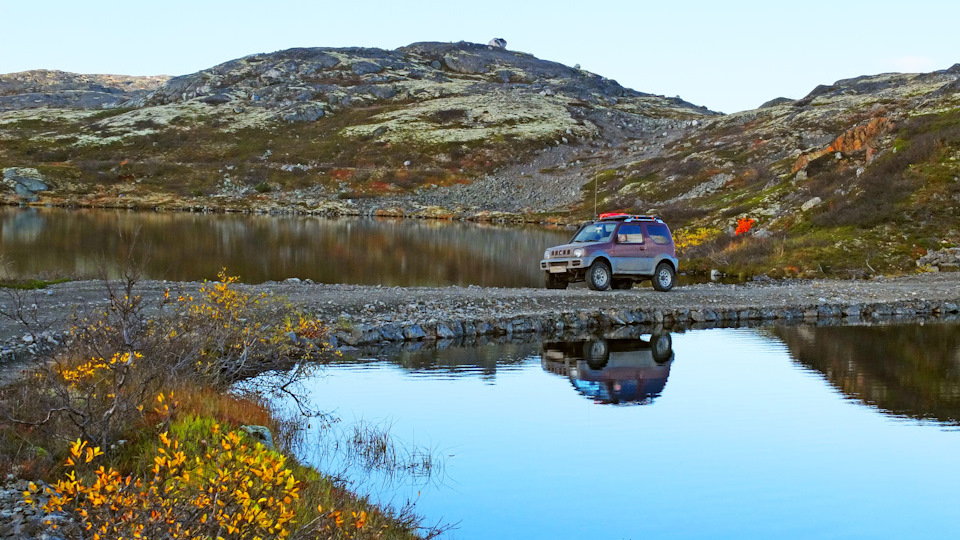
[645,224,672,245]
[617,224,644,244]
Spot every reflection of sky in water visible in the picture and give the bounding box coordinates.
[284,328,960,539]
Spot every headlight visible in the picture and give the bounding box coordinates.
[543,250,551,259]
[573,248,585,257]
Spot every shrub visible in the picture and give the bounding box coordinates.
[735,218,756,236]
[0,270,330,454]
[673,227,722,256]
[25,414,311,540]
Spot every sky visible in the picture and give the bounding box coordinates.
[2,0,958,113]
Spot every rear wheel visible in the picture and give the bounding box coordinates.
[587,261,611,291]
[651,333,673,363]
[544,272,568,289]
[584,340,609,369]
[652,262,676,292]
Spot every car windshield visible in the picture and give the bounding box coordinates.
[571,222,617,243]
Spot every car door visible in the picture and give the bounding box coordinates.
[639,223,671,273]
[610,223,647,273]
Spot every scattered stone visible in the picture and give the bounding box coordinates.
[801,197,822,212]
[199,94,232,105]
[916,247,960,270]
[240,425,275,449]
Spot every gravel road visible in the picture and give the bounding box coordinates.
[3,273,959,355]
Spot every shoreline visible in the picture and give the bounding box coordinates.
[3,273,959,359]
[1,197,583,227]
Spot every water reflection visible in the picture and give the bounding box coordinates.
[774,323,960,423]
[0,207,571,286]
[349,340,539,382]
[541,333,673,404]
[266,325,960,539]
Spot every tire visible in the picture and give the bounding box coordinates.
[612,279,633,290]
[652,262,676,292]
[651,333,673,363]
[587,260,612,291]
[584,340,609,369]
[545,272,568,289]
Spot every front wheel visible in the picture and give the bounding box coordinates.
[652,262,676,292]
[545,272,568,289]
[587,261,612,291]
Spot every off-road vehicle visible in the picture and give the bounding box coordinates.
[540,333,674,405]
[539,214,678,291]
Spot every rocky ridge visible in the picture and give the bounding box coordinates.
[0,70,168,111]
[0,41,714,217]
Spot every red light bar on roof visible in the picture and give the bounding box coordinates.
[598,212,629,219]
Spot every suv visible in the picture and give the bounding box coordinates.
[540,214,678,291]
[540,334,674,405]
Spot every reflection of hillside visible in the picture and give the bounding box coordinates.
[337,341,539,381]
[774,324,960,423]
[0,207,569,286]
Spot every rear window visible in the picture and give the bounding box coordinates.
[645,224,672,245]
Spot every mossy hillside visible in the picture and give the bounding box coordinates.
[2,41,718,206]
[0,94,597,201]
[580,68,960,278]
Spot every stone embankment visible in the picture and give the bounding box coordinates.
[5,273,958,361]
[319,275,960,349]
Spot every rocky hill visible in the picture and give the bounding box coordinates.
[0,70,168,110]
[2,42,959,278]
[581,65,960,277]
[0,41,712,214]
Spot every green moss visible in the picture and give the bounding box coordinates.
[0,278,71,290]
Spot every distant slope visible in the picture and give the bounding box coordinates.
[0,70,168,110]
[0,41,715,215]
[581,65,960,276]
[3,45,959,277]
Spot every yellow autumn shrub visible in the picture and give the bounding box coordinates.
[27,419,304,539]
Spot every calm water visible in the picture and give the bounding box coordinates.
[273,323,960,539]
[0,207,570,286]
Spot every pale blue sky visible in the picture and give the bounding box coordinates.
[2,0,957,113]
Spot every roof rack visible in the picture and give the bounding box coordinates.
[597,213,661,222]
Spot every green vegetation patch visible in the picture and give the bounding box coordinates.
[0,278,71,290]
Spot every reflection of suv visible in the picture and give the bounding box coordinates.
[541,334,674,405]
[540,214,678,291]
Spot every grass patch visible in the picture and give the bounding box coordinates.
[0,278,71,290]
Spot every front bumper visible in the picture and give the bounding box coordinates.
[540,257,586,273]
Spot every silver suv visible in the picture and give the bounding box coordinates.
[539,214,678,291]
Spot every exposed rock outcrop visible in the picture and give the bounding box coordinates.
[2,167,48,202]
[792,116,894,173]
[0,70,168,111]
[917,247,960,270]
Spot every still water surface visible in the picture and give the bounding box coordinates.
[275,323,960,539]
[0,207,569,286]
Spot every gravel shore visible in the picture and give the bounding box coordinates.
[3,273,959,358]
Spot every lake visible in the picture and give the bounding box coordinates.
[270,322,960,539]
[0,207,570,287]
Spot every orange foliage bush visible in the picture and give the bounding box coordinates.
[734,218,756,236]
